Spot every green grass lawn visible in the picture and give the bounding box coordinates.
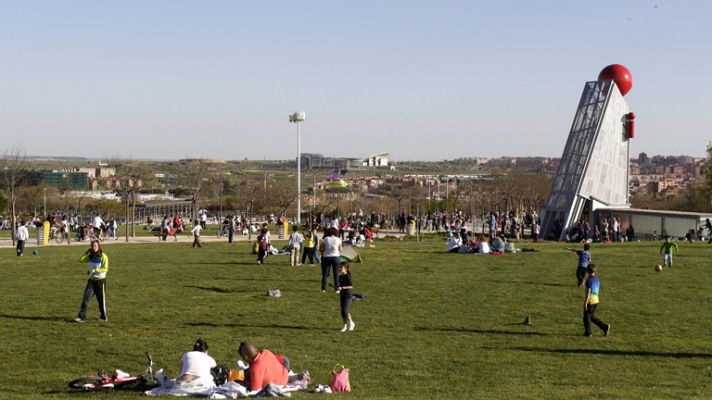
[1,237,710,399]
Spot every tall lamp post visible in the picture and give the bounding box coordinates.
[289,111,306,225]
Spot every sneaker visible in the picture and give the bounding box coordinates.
[322,290,326,293]
[100,317,108,322]
[335,290,341,294]
[605,324,611,337]
[74,318,85,323]
[348,320,355,331]
[340,324,348,332]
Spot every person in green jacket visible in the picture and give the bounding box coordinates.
[660,235,679,269]
[74,240,109,322]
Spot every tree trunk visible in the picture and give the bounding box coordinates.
[11,197,17,247]
[125,196,129,242]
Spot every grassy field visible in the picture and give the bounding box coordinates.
[0,236,710,399]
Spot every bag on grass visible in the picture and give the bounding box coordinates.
[329,364,350,392]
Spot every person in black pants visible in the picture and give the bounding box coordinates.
[337,263,355,332]
[583,264,610,337]
[319,227,342,293]
[75,240,109,322]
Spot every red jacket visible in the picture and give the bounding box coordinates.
[249,349,288,390]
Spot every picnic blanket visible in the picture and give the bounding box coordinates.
[144,371,310,398]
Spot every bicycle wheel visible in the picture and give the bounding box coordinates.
[56,233,64,244]
[68,376,101,390]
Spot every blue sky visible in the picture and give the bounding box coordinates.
[1,1,710,161]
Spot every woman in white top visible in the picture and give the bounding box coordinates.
[177,339,217,384]
[319,227,343,293]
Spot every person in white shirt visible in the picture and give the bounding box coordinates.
[16,220,29,256]
[191,220,203,248]
[319,227,343,293]
[447,232,462,253]
[199,209,208,229]
[156,339,217,389]
[91,214,105,239]
[287,226,304,266]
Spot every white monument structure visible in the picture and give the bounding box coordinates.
[541,65,636,241]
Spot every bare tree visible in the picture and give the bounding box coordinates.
[0,147,28,246]
[177,160,210,222]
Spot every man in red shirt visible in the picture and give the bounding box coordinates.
[238,342,288,390]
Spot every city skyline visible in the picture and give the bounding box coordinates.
[2,1,711,161]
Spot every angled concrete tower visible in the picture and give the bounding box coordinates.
[541,65,634,240]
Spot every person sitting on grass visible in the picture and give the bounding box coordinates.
[476,234,491,254]
[155,338,217,389]
[447,231,462,253]
[237,342,288,391]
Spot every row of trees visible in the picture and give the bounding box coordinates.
[4,145,711,244]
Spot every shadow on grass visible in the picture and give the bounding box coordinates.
[509,346,712,359]
[185,285,235,293]
[185,321,314,331]
[481,279,569,288]
[415,326,549,336]
[0,313,67,322]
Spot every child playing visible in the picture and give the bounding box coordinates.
[659,235,679,268]
[191,220,203,248]
[566,243,591,287]
[337,263,355,332]
[256,229,269,265]
[583,264,610,337]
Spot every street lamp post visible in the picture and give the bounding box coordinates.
[43,187,47,217]
[289,111,306,225]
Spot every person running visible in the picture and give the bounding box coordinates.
[75,240,109,322]
[16,220,29,256]
[582,264,610,337]
[660,235,679,268]
[566,243,591,287]
[337,263,355,332]
[319,227,342,293]
[191,220,203,248]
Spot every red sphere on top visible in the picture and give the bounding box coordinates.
[598,64,633,96]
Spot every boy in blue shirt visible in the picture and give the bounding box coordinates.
[583,264,610,337]
[566,243,591,287]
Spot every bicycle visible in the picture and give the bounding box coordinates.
[68,352,155,391]
[48,226,67,244]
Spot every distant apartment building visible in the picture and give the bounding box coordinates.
[41,170,89,189]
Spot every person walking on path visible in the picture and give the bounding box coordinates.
[660,235,679,268]
[337,263,355,332]
[566,243,591,287]
[75,240,109,322]
[582,264,610,337]
[191,220,203,248]
[287,226,304,266]
[16,220,29,256]
[319,227,342,293]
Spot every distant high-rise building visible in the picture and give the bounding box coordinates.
[638,152,648,165]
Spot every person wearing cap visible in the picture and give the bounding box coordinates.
[74,240,109,322]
